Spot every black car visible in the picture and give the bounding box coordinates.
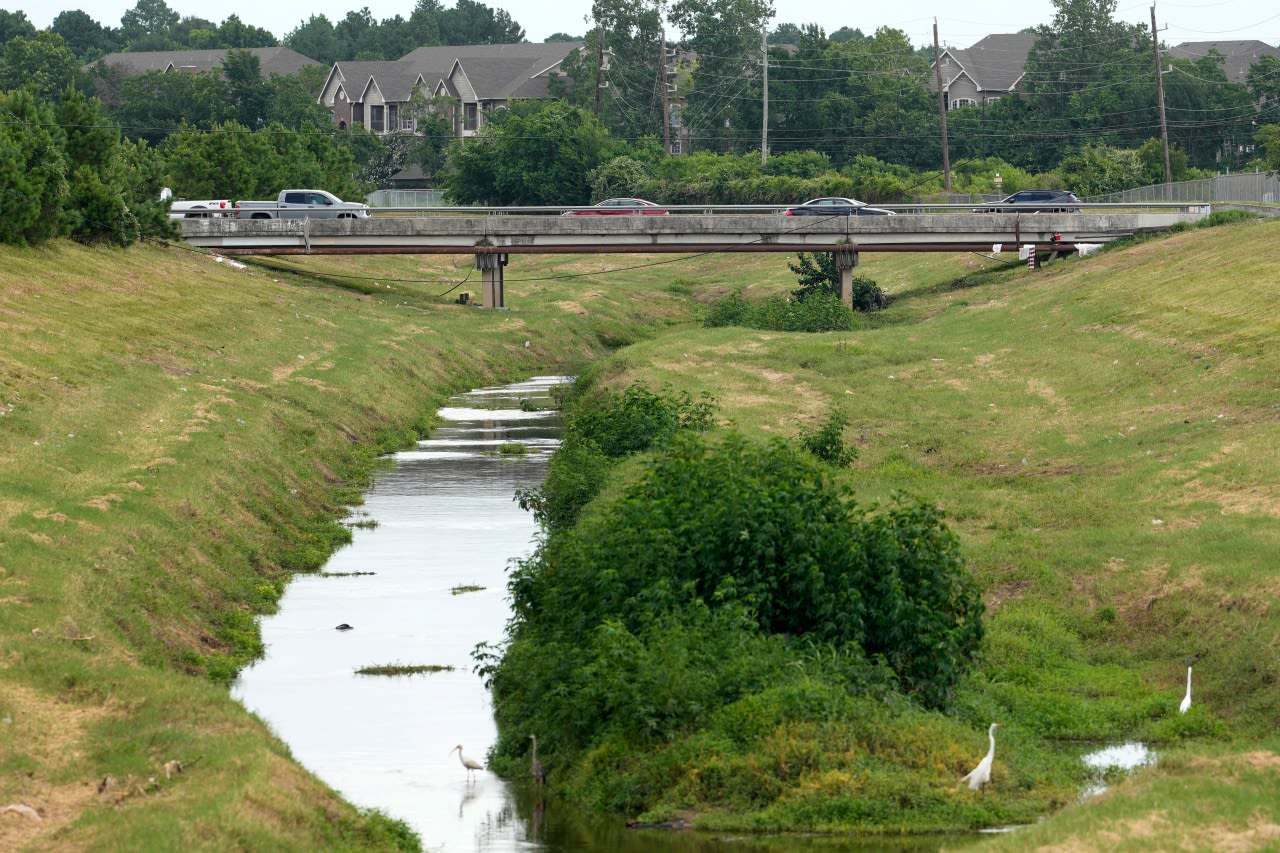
[973,190,1082,213]
[785,197,895,216]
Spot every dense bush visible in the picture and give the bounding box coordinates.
[704,291,858,332]
[789,252,889,312]
[493,431,986,787]
[516,381,718,534]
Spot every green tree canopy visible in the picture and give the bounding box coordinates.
[668,0,773,151]
[51,10,120,60]
[445,100,610,205]
[0,31,80,101]
[120,0,181,49]
[0,89,68,245]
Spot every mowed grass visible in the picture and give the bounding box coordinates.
[568,219,1280,846]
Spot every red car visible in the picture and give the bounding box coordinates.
[566,197,668,215]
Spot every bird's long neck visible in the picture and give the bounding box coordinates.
[987,728,996,758]
[531,736,538,763]
[1186,667,1193,695]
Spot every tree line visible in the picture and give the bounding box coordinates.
[0,0,525,64]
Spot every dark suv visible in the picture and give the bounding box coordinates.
[974,190,1082,213]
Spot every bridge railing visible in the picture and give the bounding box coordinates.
[361,201,1209,218]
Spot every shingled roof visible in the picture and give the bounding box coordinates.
[326,60,437,104]
[94,47,321,78]
[936,33,1036,93]
[1169,40,1280,84]
[403,42,581,100]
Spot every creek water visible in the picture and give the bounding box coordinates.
[232,376,975,853]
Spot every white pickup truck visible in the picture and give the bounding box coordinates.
[234,189,370,220]
[167,198,235,218]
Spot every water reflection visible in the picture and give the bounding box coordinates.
[232,375,979,853]
[1080,742,1156,798]
[233,376,569,852]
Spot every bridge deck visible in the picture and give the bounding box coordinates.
[179,211,1206,256]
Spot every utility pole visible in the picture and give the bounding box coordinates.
[933,20,952,192]
[761,26,769,166]
[660,30,671,156]
[1150,5,1173,194]
[594,21,605,116]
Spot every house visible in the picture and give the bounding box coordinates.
[931,33,1035,110]
[1168,40,1280,85]
[93,47,322,78]
[317,42,583,138]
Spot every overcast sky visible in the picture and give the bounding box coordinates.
[10,0,1280,49]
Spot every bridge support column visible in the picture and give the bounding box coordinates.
[475,253,508,309]
[832,249,860,308]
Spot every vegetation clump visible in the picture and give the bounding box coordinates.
[356,663,454,676]
[486,374,987,826]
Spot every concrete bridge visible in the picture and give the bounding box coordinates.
[178,205,1208,308]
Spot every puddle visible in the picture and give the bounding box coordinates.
[1080,741,1156,798]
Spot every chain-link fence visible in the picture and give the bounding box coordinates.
[1088,171,1280,205]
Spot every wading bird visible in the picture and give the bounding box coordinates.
[1180,666,1192,714]
[450,745,483,780]
[529,734,547,787]
[961,723,999,791]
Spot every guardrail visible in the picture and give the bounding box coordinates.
[362,202,1211,217]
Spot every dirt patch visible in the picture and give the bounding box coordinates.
[1115,562,1208,625]
[986,578,1030,612]
[0,684,118,852]
[552,300,588,316]
[82,494,123,512]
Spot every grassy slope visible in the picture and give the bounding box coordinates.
[577,219,1280,846]
[3,221,1278,849]
[0,240,703,851]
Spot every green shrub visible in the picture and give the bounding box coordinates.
[799,407,858,466]
[501,431,984,735]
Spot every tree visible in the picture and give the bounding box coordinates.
[0,31,81,102]
[119,0,180,49]
[402,90,457,178]
[1018,0,1151,169]
[445,100,610,205]
[553,0,666,143]
[407,0,444,48]
[215,14,278,49]
[284,15,343,65]
[51,10,120,60]
[265,65,338,129]
[668,0,774,152]
[0,9,36,46]
[437,0,525,45]
[1247,55,1280,128]
[1256,122,1280,174]
[158,121,367,201]
[0,89,68,245]
[222,48,270,128]
[788,252,887,311]
[1055,143,1143,196]
[57,86,158,245]
[113,70,233,143]
[1161,55,1255,170]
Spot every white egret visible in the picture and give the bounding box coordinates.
[1179,666,1192,714]
[961,723,999,791]
[529,734,547,786]
[449,744,483,779]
